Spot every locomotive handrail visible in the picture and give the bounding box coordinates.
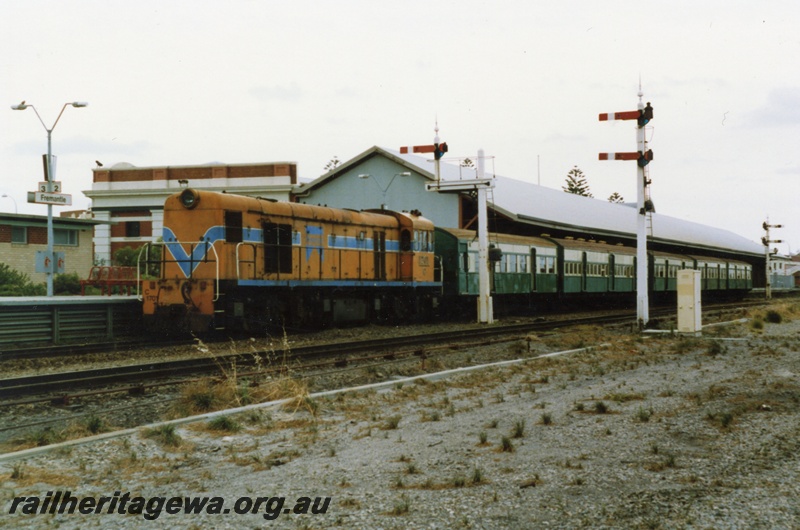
[434,255,444,295]
[137,240,220,302]
[235,242,258,280]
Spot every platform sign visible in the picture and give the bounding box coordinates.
[28,191,72,206]
[38,181,63,193]
[36,251,65,274]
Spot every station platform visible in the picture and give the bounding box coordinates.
[0,295,141,349]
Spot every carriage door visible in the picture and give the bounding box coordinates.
[530,248,537,292]
[400,229,413,281]
[373,231,386,280]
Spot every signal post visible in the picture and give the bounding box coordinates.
[599,88,654,328]
[405,130,494,324]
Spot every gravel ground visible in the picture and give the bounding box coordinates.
[1,302,799,529]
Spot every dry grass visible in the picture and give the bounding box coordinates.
[6,463,80,488]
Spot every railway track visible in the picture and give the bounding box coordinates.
[0,300,766,404]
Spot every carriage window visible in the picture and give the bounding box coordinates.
[224,211,243,243]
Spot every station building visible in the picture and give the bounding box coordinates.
[83,161,297,264]
[295,146,765,266]
[80,145,768,283]
[0,212,98,285]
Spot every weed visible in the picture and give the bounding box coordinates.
[594,401,609,414]
[84,415,106,435]
[605,392,646,403]
[512,419,526,438]
[478,431,488,445]
[28,427,64,447]
[519,474,540,488]
[765,310,783,324]
[383,415,402,430]
[574,402,585,412]
[144,424,182,448]
[11,464,24,480]
[390,494,411,515]
[673,336,703,354]
[636,407,652,423]
[208,415,241,433]
[340,497,361,509]
[471,467,484,484]
[488,419,499,429]
[404,463,419,475]
[540,412,553,425]
[452,475,466,488]
[705,341,726,357]
[421,410,441,422]
[499,436,515,452]
[718,411,735,429]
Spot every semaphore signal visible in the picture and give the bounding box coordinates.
[598,85,654,328]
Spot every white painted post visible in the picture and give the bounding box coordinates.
[636,90,650,328]
[476,149,493,324]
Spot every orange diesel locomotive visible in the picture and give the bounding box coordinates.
[141,189,440,333]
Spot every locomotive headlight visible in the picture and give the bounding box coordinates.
[180,188,200,209]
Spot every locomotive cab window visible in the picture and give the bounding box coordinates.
[400,230,412,252]
[224,211,243,243]
[263,222,293,274]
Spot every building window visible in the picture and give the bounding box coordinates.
[11,226,27,244]
[54,229,78,246]
[126,221,141,238]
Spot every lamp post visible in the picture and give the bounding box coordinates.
[358,172,410,209]
[11,101,88,296]
[1,194,17,213]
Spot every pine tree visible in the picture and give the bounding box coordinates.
[562,166,593,197]
[608,192,624,203]
[324,156,340,172]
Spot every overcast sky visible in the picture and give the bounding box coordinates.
[2,0,798,253]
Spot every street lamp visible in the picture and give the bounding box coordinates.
[1,194,17,213]
[11,100,88,296]
[358,172,410,209]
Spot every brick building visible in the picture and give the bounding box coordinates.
[0,212,98,284]
[83,161,297,264]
